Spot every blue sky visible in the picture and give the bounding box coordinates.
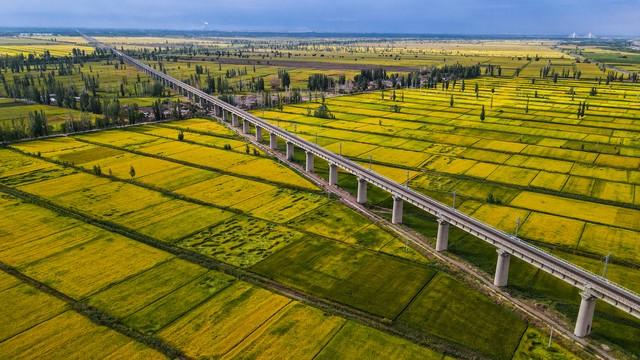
[4,0,640,35]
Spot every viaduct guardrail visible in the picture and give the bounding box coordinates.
[84,35,640,338]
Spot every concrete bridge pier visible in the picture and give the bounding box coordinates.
[392,196,403,224]
[242,119,249,134]
[574,290,597,337]
[222,110,228,123]
[231,114,239,127]
[357,178,367,204]
[436,218,449,252]
[286,142,294,161]
[329,163,338,186]
[269,133,278,150]
[493,249,511,287]
[255,126,263,142]
[305,151,314,172]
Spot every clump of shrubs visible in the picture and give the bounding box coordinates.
[486,192,502,204]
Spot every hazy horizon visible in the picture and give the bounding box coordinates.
[3,0,640,37]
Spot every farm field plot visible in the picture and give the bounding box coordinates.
[132,124,252,151]
[0,268,164,358]
[179,215,306,267]
[175,174,276,208]
[398,273,527,360]
[0,310,165,359]
[0,272,20,292]
[0,44,93,57]
[315,321,444,360]
[74,126,318,190]
[15,171,233,242]
[0,100,100,130]
[259,85,640,271]
[87,258,208,318]
[123,270,235,334]
[252,237,436,319]
[0,36,92,56]
[0,221,107,268]
[285,201,416,257]
[3,150,235,243]
[0,148,71,186]
[22,233,171,299]
[0,282,68,342]
[158,282,292,358]
[0,194,77,243]
[224,302,345,359]
[161,117,234,134]
[237,188,328,222]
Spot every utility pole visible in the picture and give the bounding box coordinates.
[602,253,611,278]
[405,170,409,188]
[547,327,553,348]
[452,191,456,209]
[369,155,372,170]
[515,217,521,237]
